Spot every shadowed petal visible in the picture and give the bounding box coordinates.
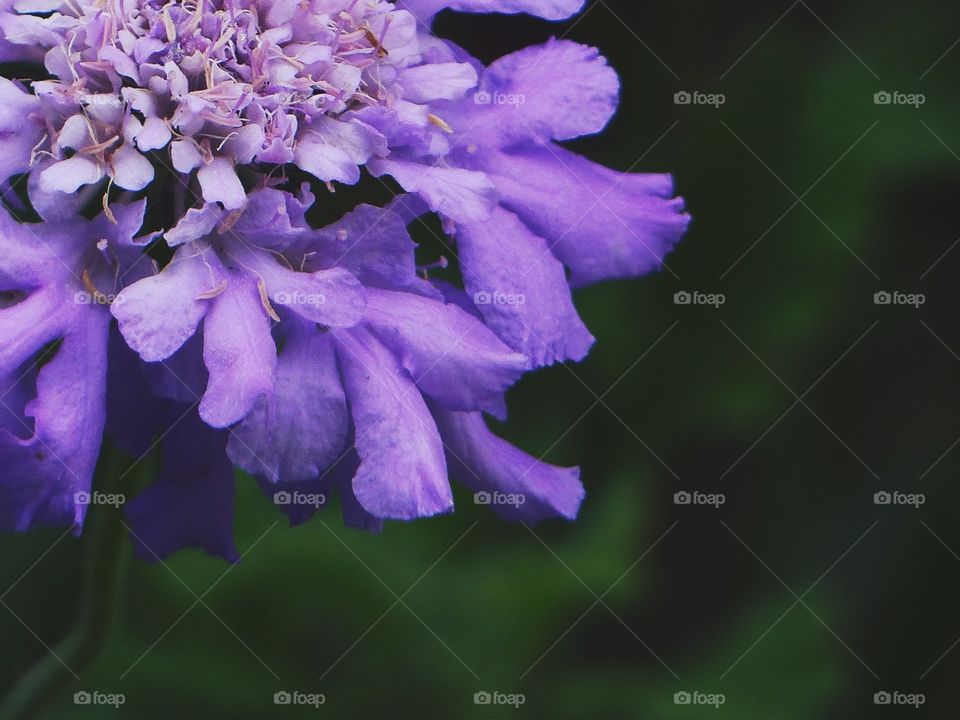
[228,319,348,483]
[125,408,238,562]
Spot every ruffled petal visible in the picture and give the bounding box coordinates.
[110,146,155,191]
[144,331,208,404]
[0,287,66,377]
[457,206,594,366]
[135,116,172,152]
[367,157,496,224]
[165,204,224,246]
[443,39,618,147]
[336,452,385,533]
[105,327,165,458]
[0,306,110,532]
[228,319,348,483]
[334,326,452,520]
[434,406,584,522]
[200,271,277,428]
[112,244,222,362]
[477,145,690,287]
[293,117,386,184]
[363,288,528,416]
[225,242,366,327]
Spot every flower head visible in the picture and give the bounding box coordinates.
[0,0,690,560]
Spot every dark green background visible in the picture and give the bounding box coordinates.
[5,1,960,717]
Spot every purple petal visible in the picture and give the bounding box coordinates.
[363,288,528,416]
[170,140,203,173]
[367,157,496,224]
[110,146,155,191]
[479,145,690,287]
[294,117,386,184]
[293,143,354,186]
[397,62,478,103]
[0,307,109,532]
[0,288,65,377]
[434,406,584,522]
[38,156,104,194]
[228,319,348,483]
[125,408,238,562]
[0,78,42,182]
[0,207,62,285]
[308,202,440,298]
[144,331,209,404]
[105,327,164,458]
[200,272,277,428]
[112,245,222,362]
[165,203,224,246]
[334,326,452,520]
[444,39,618,147]
[225,243,366,328]
[135,116,172,152]
[197,157,246,210]
[225,124,265,164]
[457,206,594,366]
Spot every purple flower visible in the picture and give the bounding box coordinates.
[0,0,689,560]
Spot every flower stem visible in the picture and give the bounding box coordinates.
[1,444,133,720]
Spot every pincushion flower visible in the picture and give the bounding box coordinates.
[0,0,690,560]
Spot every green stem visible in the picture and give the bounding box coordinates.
[1,445,133,720]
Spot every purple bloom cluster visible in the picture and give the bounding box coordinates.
[0,0,689,560]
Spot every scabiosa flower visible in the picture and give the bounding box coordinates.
[0,0,690,560]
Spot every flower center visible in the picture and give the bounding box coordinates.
[13,1,405,183]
